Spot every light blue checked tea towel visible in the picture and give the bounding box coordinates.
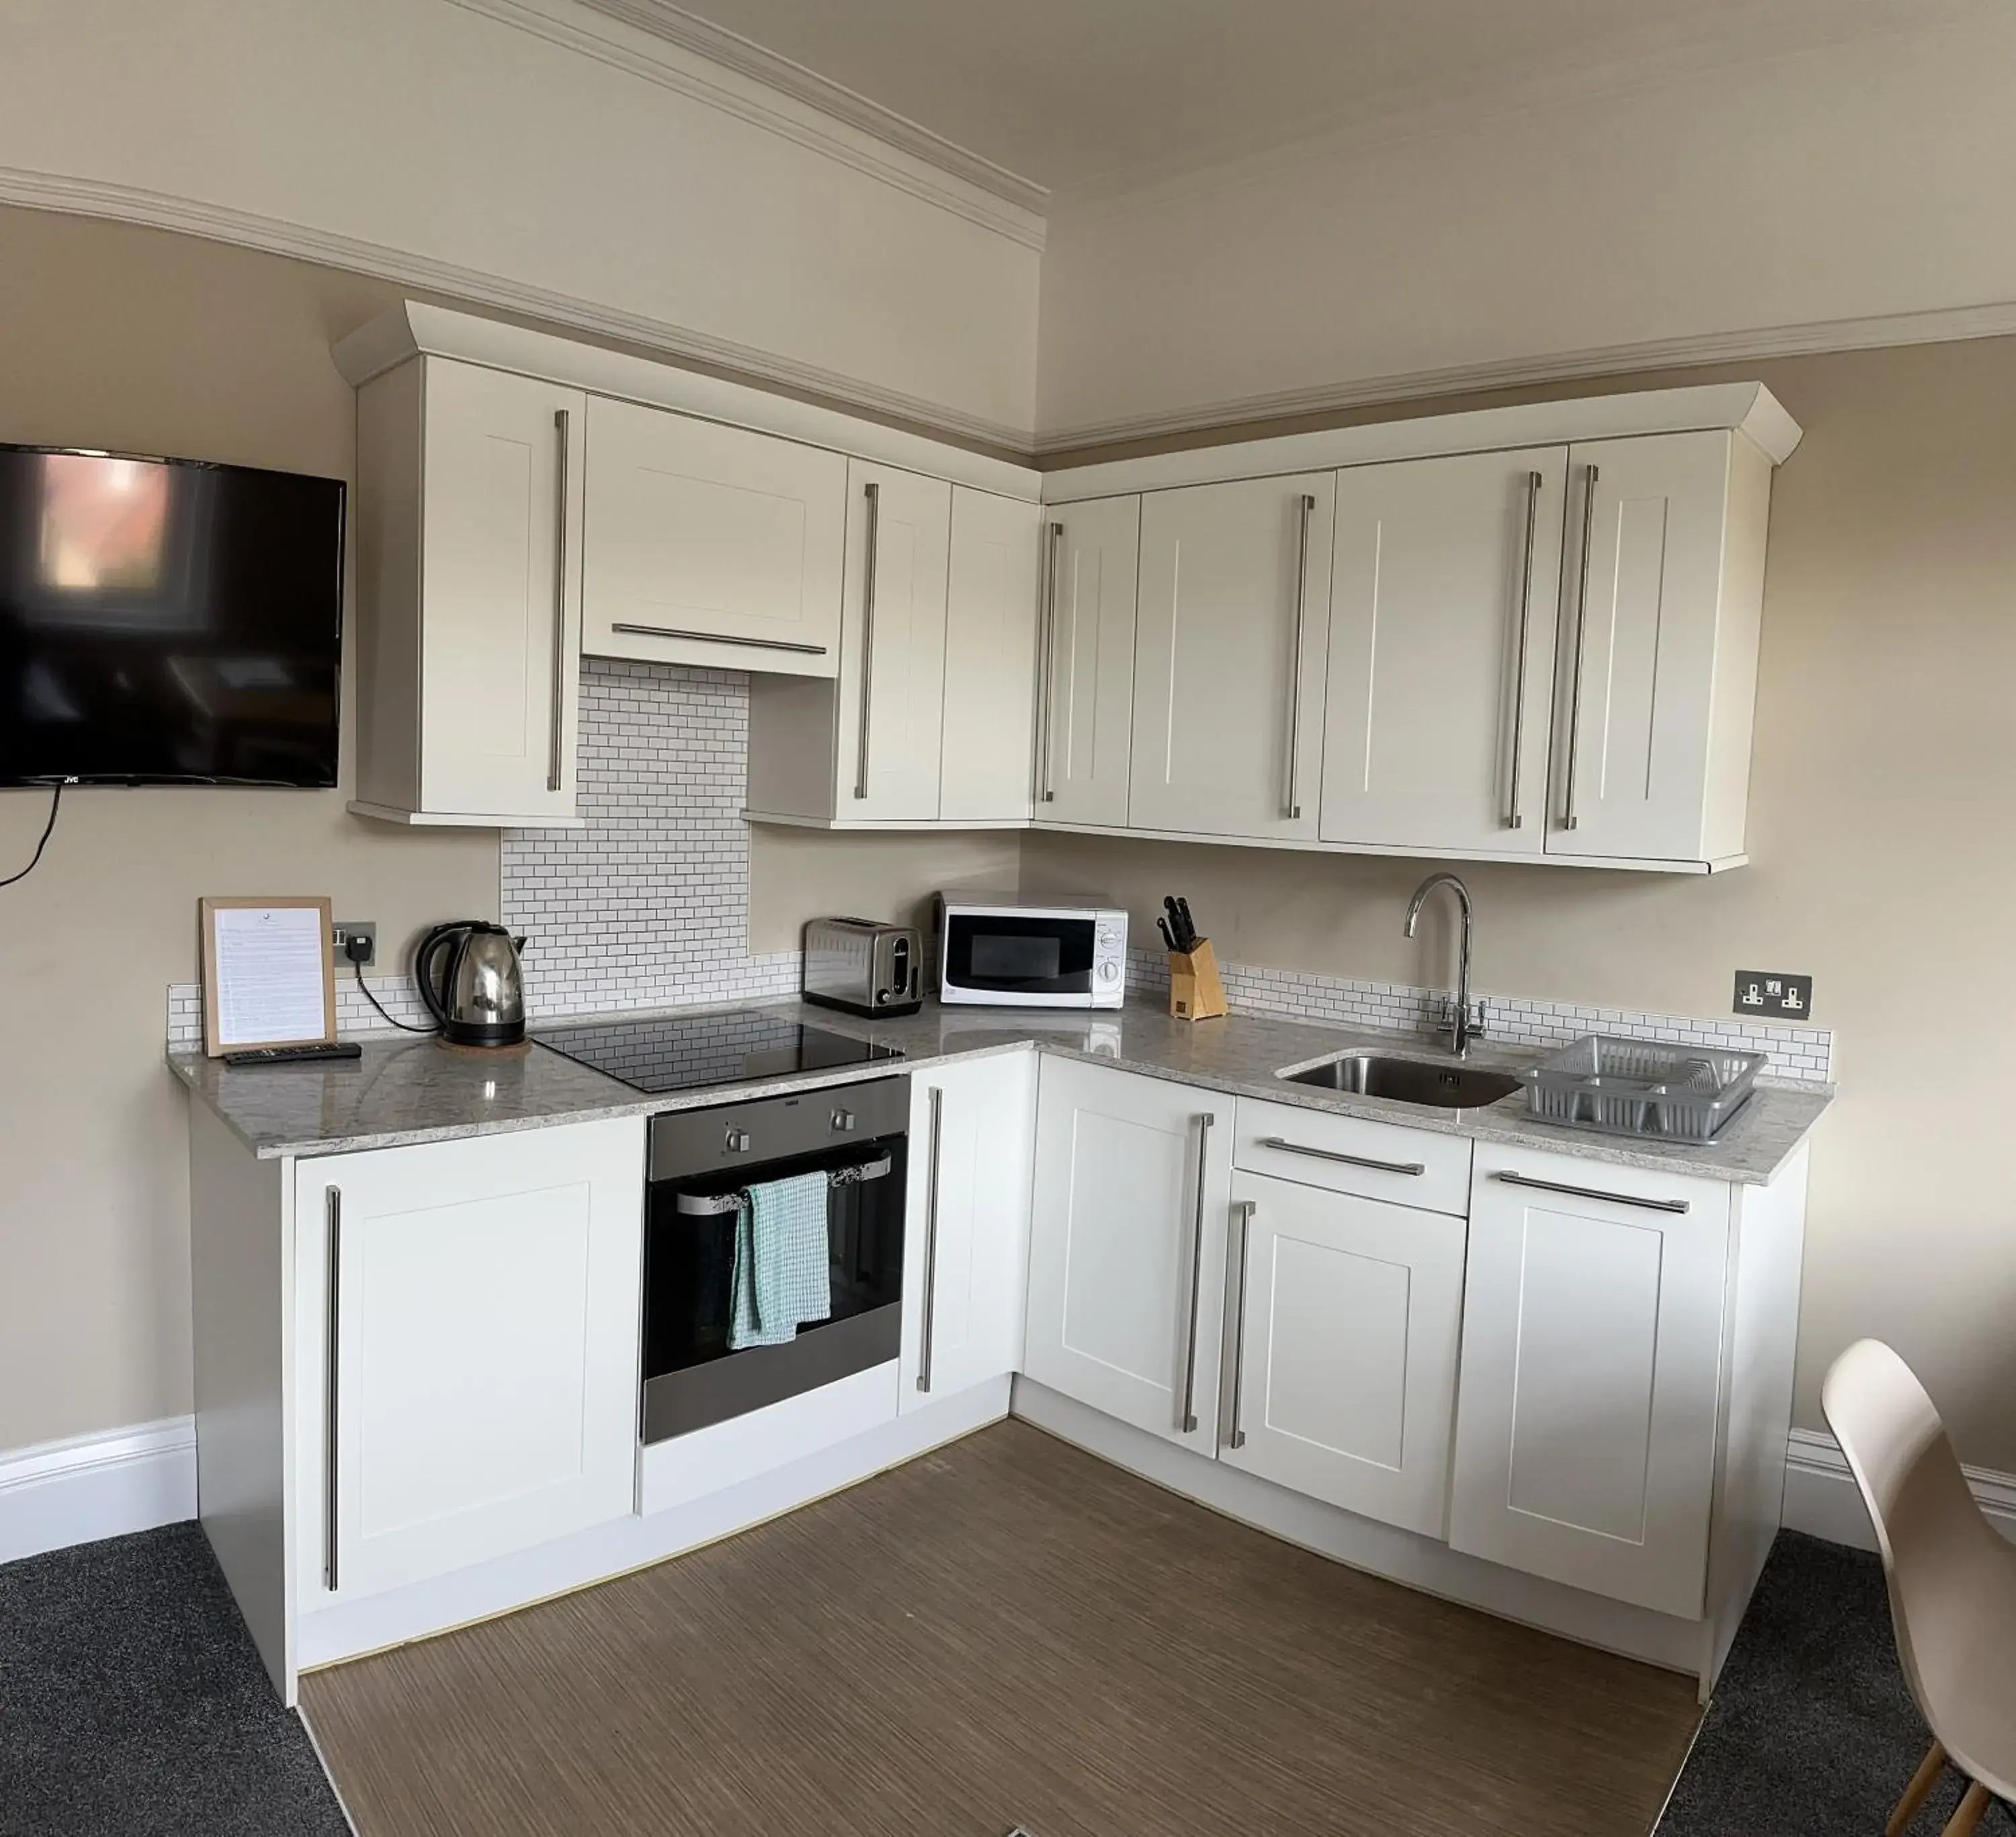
[728,1170,833,1350]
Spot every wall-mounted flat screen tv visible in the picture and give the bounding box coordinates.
[0,444,344,787]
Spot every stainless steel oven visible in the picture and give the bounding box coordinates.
[640,1077,907,1445]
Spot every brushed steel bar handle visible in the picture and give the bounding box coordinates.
[1562,463,1601,832]
[608,624,829,656]
[853,480,880,801]
[1496,1168,1689,1214]
[547,409,571,794]
[1227,1199,1255,1449]
[1505,468,1544,829]
[1257,1134,1424,1177]
[916,1085,944,1394]
[1284,493,1316,821]
[1179,1112,1213,1434]
[324,1186,341,1594]
[1036,519,1063,804]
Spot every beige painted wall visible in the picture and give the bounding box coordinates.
[1036,9,2016,442]
[749,828,1021,952]
[0,208,498,1451]
[1027,337,2016,1468]
[1,0,1042,442]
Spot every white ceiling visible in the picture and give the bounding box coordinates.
[627,0,1993,201]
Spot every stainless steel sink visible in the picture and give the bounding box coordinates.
[1280,1052,1522,1109]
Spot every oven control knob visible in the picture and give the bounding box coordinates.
[831,1109,856,1134]
[1097,960,1120,982]
[724,1128,752,1154]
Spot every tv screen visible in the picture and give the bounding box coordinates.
[0,445,344,787]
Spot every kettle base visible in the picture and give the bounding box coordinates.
[440,1018,526,1049]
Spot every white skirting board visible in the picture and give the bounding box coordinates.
[8,1402,2015,1596]
[0,1416,197,1565]
[1780,1427,2016,1551]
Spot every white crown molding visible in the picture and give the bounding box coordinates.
[1032,299,2016,457]
[447,0,1046,249]
[0,1414,197,1564]
[568,0,1050,221]
[0,165,1035,455]
[1782,1426,2016,1553]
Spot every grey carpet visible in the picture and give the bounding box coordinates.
[0,1521,349,1837]
[1660,1529,2013,1834]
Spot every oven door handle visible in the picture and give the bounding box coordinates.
[671,1153,895,1215]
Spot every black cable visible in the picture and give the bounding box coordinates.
[0,780,65,888]
[351,957,436,1035]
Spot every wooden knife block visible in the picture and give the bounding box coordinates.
[1167,939,1228,1021]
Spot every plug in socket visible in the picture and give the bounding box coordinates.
[333,921,377,968]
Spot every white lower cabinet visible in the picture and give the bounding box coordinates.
[1023,1058,1232,1454]
[1449,1144,1732,1619]
[899,1050,1036,1412]
[294,1116,645,1605]
[1220,1169,1465,1539]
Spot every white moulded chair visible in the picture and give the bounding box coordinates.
[1822,1338,2016,1836]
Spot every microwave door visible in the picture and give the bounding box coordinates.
[944,914,1096,1004]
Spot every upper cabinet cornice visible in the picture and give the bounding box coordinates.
[1040,382,1799,501]
[334,302,1043,504]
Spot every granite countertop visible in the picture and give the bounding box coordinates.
[167,995,1830,1185]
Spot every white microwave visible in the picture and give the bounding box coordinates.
[933,892,1128,1009]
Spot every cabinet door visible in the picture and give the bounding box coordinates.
[1130,475,1334,841]
[939,487,1039,822]
[1038,497,1140,826]
[1220,1172,1465,1537]
[418,361,586,822]
[1023,1059,1232,1453]
[835,462,950,822]
[580,396,845,678]
[1548,431,1738,861]
[295,1116,644,1605]
[1321,448,1566,852]
[1450,1146,1731,1618]
[900,1050,1036,1413]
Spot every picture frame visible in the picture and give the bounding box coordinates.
[198,896,337,1058]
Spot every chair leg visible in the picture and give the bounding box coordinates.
[1941,1780,1990,1837]
[1889,1740,1948,1836]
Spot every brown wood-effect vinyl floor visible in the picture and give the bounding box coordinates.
[302,1420,1701,1837]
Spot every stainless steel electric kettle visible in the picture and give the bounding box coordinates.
[415,921,527,1047]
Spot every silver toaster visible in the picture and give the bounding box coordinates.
[802,917,923,1018]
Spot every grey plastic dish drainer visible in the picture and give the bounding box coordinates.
[1521,1035,1765,1142]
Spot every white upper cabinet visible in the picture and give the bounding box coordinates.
[1023,1058,1232,1454]
[745,462,952,824]
[837,462,952,821]
[1449,1144,1732,1619]
[1037,497,1141,827]
[350,358,585,827]
[1130,475,1335,841]
[1321,448,1567,853]
[580,396,847,678]
[939,487,1041,823]
[1547,431,1771,865]
[899,1050,1036,1413]
[294,1117,644,1606]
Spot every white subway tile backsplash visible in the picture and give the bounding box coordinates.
[501,658,801,1021]
[1128,947,1833,1085]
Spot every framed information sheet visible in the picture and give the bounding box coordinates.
[199,896,337,1058]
